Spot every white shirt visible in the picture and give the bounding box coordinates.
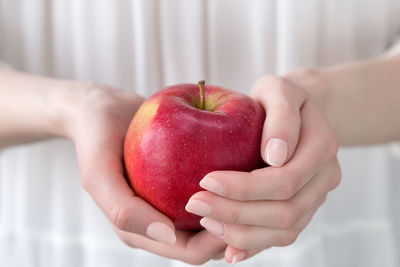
[1,1,400,266]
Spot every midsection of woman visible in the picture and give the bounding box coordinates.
[1,0,400,266]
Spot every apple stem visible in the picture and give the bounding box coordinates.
[198,80,205,110]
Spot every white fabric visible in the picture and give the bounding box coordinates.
[1,1,400,266]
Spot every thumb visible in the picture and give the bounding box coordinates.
[76,137,177,245]
[251,76,305,167]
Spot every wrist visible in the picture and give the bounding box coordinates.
[0,68,80,145]
[50,80,113,140]
[54,81,145,142]
[47,80,85,140]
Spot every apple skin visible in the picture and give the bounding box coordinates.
[124,83,266,230]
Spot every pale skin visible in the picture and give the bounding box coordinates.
[1,54,400,264]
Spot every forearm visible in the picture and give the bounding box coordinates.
[286,55,400,146]
[0,67,69,147]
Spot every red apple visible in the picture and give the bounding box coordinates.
[124,81,265,230]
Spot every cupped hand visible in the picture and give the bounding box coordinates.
[185,75,341,263]
[62,82,226,265]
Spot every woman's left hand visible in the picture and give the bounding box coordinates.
[185,75,341,264]
[65,82,227,265]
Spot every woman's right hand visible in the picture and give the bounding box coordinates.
[62,82,226,265]
[185,74,341,263]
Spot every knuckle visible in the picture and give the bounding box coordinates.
[236,184,251,201]
[274,77,301,99]
[233,172,254,200]
[108,204,130,230]
[278,231,299,247]
[277,203,300,230]
[227,229,249,249]
[226,207,242,224]
[251,75,281,96]
[237,191,250,202]
[275,178,297,200]
[254,75,280,87]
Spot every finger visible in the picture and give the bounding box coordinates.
[224,246,263,264]
[116,228,227,265]
[223,199,328,263]
[76,138,176,245]
[201,198,323,250]
[223,200,325,262]
[200,101,338,201]
[187,161,339,228]
[251,76,306,167]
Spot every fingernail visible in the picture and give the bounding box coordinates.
[146,222,176,245]
[231,251,246,264]
[200,177,225,195]
[185,199,213,217]
[265,138,288,167]
[200,217,225,237]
